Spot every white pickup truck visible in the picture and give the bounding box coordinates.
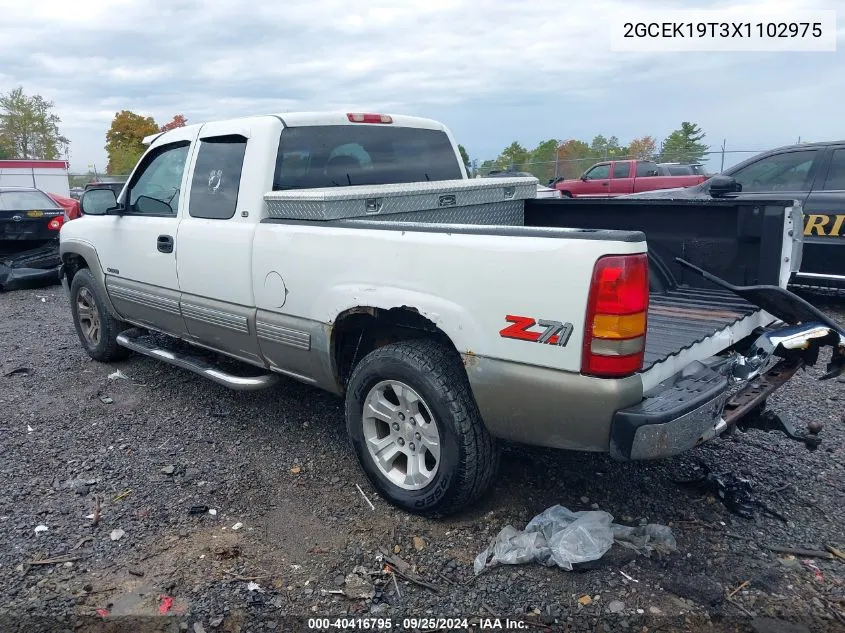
[60,112,845,516]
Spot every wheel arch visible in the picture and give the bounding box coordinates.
[60,240,121,319]
[331,305,470,390]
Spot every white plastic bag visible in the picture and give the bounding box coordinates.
[474,504,676,574]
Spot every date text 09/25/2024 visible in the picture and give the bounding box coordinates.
[307,617,529,630]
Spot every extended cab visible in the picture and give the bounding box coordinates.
[554,159,708,198]
[60,112,845,517]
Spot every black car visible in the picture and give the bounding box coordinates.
[0,186,66,244]
[84,180,126,197]
[621,141,845,290]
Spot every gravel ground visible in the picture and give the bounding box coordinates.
[0,285,844,633]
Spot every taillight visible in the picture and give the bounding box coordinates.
[48,216,64,231]
[581,253,649,378]
[347,113,393,124]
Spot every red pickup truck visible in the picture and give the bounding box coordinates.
[553,159,708,198]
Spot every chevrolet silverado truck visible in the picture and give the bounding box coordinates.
[620,141,845,291]
[60,112,845,516]
[553,159,708,198]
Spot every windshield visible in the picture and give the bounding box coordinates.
[0,190,60,210]
[273,125,462,189]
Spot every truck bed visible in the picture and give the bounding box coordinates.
[644,286,759,370]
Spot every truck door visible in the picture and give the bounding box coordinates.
[96,127,198,336]
[577,163,611,197]
[175,117,281,364]
[799,146,845,284]
[608,161,634,195]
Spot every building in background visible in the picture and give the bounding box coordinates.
[0,160,70,197]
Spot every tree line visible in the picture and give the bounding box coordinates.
[3,85,710,185]
[0,86,187,178]
[466,122,709,182]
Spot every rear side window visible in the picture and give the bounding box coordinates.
[189,135,247,220]
[272,125,462,190]
[636,161,658,177]
[821,149,845,191]
[0,190,60,210]
[612,163,629,178]
[667,165,693,175]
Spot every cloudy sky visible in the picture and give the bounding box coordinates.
[1,0,842,173]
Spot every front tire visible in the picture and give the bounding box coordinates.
[69,269,131,362]
[345,339,499,517]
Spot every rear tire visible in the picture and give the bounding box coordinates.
[70,269,131,362]
[345,339,499,517]
[560,191,572,198]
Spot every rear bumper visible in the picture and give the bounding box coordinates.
[610,321,844,460]
[609,361,730,460]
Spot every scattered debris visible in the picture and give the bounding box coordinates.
[34,524,48,534]
[208,509,218,517]
[413,536,425,551]
[209,616,224,629]
[578,595,592,606]
[618,570,639,583]
[127,567,145,577]
[246,581,264,593]
[474,505,676,574]
[189,505,210,515]
[158,595,174,614]
[393,545,401,554]
[672,462,789,521]
[342,566,375,600]
[608,600,625,614]
[92,495,102,526]
[767,545,833,559]
[391,570,402,597]
[825,545,845,562]
[112,489,132,502]
[98,395,114,405]
[110,528,125,541]
[161,465,176,476]
[108,370,129,380]
[96,608,109,619]
[72,536,93,550]
[727,580,750,598]
[24,555,82,567]
[801,559,825,583]
[290,466,301,475]
[355,483,375,510]
[231,522,243,531]
[3,366,29,377]
[27,424,34,434]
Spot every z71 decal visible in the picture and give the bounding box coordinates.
[499,315,574,347]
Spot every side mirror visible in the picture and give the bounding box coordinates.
[708,175,741,197]
[580,175,588,182]
[80,188,118,215]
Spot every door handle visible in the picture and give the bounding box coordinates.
[157,235,174,253]
[601,182,609,186]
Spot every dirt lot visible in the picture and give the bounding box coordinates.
[1,285,844,633]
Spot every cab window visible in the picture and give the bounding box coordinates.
[584,164,610,180]
[126,142,190,215]
[612,163,629,178]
